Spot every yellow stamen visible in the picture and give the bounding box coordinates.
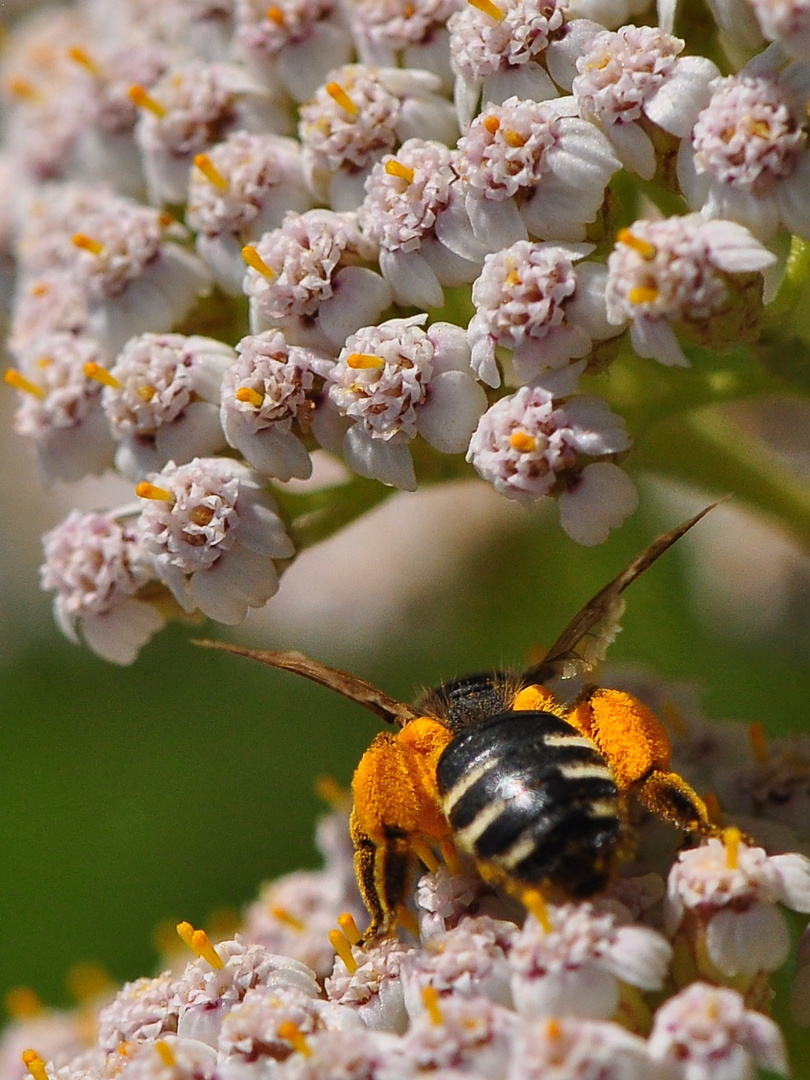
[421,986,443,1026]
[412,841,440,874]
[338,912,363,946]
[329,928,359,974]
[616,227,656,260]
[65,962,111,1003]
[154,1041,175,1068]
[346,353,385,369]
[522,888,552,934]
[4,76,40,101]
[326,81,359,117]
[483,114,500,135]
[236,386,265,408]
[271,905,306,931]
[467,0,505,17]
[67,46,101,76]
[194,153,229,191]
[128,84,166,118]
[510,430,536,453]
[396,906,419,937]
[314,774,348,806]
[384,159,415,183]
[72,233,104,256]
[748,722,768,765]
[22,1051,48,1080]
[266,5,286,23]
[137,384,157,402]
[723,825,742,871]
[627,284,659,305]
[5,987,43,1020]
[242,244,275,278]
[36,357,53,369]
[116,1042,133,1057]
[84,361,122,389]
[136,482,176,503]
[546,1017,562,1040]
[440,841,462,877]
[176,921,195,950]
[191,929,224,969]
[278,1021,311,1056]
[503,128,526,148]
[4,368,45,399]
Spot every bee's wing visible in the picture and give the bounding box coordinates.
[523,502,720,684]
[194,639,421,727]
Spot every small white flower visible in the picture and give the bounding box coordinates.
[402,994,517,1076]
[748,0,810,61]
[325,936,411,1033]
[97,972,178,1051]
[352,0,461,93]
[508,1015,658,1080]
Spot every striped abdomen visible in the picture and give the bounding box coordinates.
[436,710,622,897]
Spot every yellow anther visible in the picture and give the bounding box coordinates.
[191,929,225,969]
[748,722,769,765]
[384,159,415,183]
[505,267,521,287]
[266,5,286,23]
[84,361,122,389]
[628,284,659,305]
[314,774,348,806]
[22,1051,48,1080]
[585,53,611,72]
[326,81,359,117]
[346,353,385,369]
[5,987,43,1020]
[117,1041,133,1057]
[616,228,657,260]
[278,1021,311,1056]
[510,430,537,453]
[128,84,166,117]
[271,905,306,931]
[194,153,229,191]
[4,368,45,399]
[440,841,462,877]
[190,505,215,527]
[329,928,359,974]
[176,921,195,949]
[467,0,506,17]
[137,384,157,402]
[72,233,104,256]
[421,985,444,1026]
[136,482,176,503]
[412,841,440,874]
[36,356,53,368]
[242,244,275,278]
[483,114,500,135]
[65,961,111,1003]
[4,76,40,101]
[546,1016,562,1040]
[522,888,553,934]
[67,46,101,76]
[236,386,265,408]
[338,912,363,946]
[503,128,527,148]
[723,825,742,871]
[154,1041,175,1068]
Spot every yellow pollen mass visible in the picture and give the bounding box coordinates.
[72,233,105,256]
[628,284,659,305]
[128,84,166,118]
[327,81,359,117]
[338,912,362,945]
[329,928,358,973]
[136,481,176,503]
[236,386,265,408]
[723,825,742,870]
[22,1051,48,1080]
[83,362,122,389]
[279,1021,311,1057]
[4,368,45,399]
[347,352,385,370]
[467,0,506,19]
[266,5,286,23]
[422,986,444,1026]
[510,430,537,453]
[503,128,527,148]
[136,384,157,402]
[617,228,657,260]
[194,153,229,191]
[242,244,275,278]
[270,905,306,931]
[385,159,416,184]
[483,114,500,135]
[5,987,43,1020]
[67,45,101,76]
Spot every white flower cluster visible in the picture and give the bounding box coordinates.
[1,0,803,661]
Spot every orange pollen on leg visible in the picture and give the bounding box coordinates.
[503,129,527,148]
[67,46,101,76]
[422,986,444,1025]
[628,284,659,305]
[154,1042,175,1068]
[748,722,768,764]
[279,1021,311,1056]
[266,5,286,23]
[128,84,166,117]
[385,159,415,184]
[236,386,265,408]
[194,153,229,191]
[510,430,536,453]
[72,233,104,256]
[4,368,45,399]
[723,825,742,870]
[329,928,358,973]
[616,228,656,260]
[327,82,359,117]
[347,352,385,369]
[483,114,500,135]
[271,905,306,931]
[22,1051,48,1080]
[136,482,176,504]
[84,362,122,389]
[467,0,506,19]
[338,912,363,945]
[242,244,275,278]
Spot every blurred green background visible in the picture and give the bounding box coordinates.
[2,479,810,1014]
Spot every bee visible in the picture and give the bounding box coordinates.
[199,505,723,941]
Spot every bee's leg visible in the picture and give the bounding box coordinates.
[636,769,723,839]
[350,811,414,941]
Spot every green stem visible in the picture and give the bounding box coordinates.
[273,475,394,551]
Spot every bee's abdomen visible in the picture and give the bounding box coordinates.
[436,710,622,897]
